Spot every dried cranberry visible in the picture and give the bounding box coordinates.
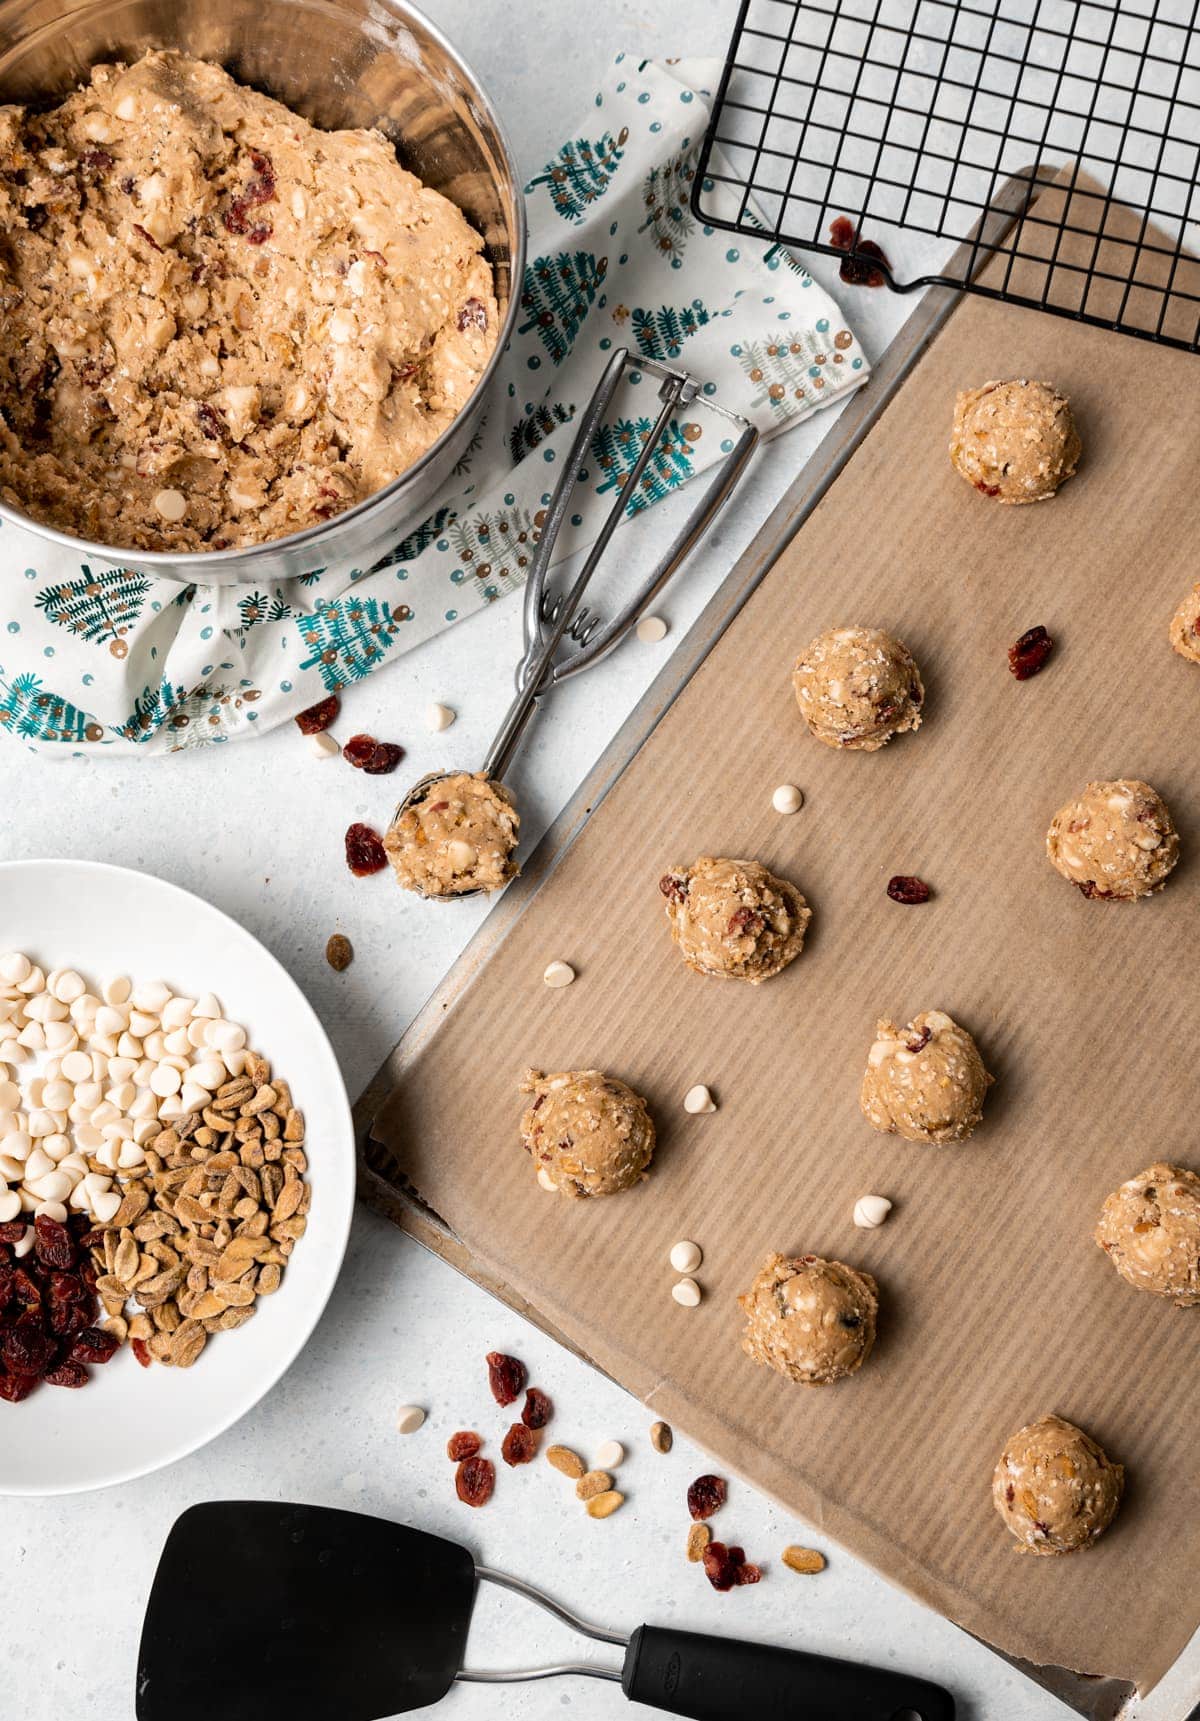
[455,1455,496,1507]
[44,1360,88,1389]
[294,693,340,735]
[197,401,227,441]
[68,1327,119,1366]
[131,1337,153,1368]
[486,1351,527,1407]
[223,147,277,240]
[362,741,405,775]
[735,1562,762,1585]
[687,1474,727,1521]
[34,1216,76,1271]
[344,822,387,877]
[501,1422,538,1466]
[447,1430,482,1462]
[702,1541,743,1592]
[3,1314,54,1377]
[456,297,488,332]
[828,216,890,286]
[726,907,763,937]
[521,1387,553,1429]
[0,1222,27,1243]
[79,147,114,172]
[342,733,379,768]
[659,873,689,903]
[887,875,931,904]
[131,222,162,252]
[0,1371,35,1402]
[0,1265,12,1309]
[1008,624,1055,680]
[11,1265,41,1305]
[905,1025,933,1053]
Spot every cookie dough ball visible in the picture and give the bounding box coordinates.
[792,626,924,751]
[1169,581,1200,665]
[658,856,811,983]
[860,1010,992,1144]
[992,1415,1123,1555]
[385,771,519,898]
[1046,779,1179,901]
[950,379,1080,504]
[738,1253,877,1386]
[1095,1162,1200,1305]
[519,1068,654,1198]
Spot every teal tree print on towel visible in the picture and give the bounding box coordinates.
[518,253,608,364]
[296,596,411,692]
[630,298,712,360]
[732,328,855,417]
[118,677,187,742]
[236,590,294,631]
[452,422,485,477]
[387,505,454,568]
[591,416,697,516]
[637,142,698,269]
[448,504,545,597]
[526,128,629,223]
[164,683,263,750]
[35,565,150,659]
[0,672,103,743]
[508,401,574,464]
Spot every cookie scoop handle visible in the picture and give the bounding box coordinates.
[621,1624,955,1721]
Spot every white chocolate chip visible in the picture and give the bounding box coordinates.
[594,1440,625,1470]
[636,614,669,643]
[683,1084,716,1115]
[671,1277,702,1308]
[537,1168,557,1192]
[446,840,477,874]
[396,1405,426,1436]
[853,1194,893,1229]
[669,1239,703,1274]
[772,783,804,815]
[152,487,187,523]
[309,731,340,760]
[0,952,32,985]
[543,961,576,989]
[425,702,456,732]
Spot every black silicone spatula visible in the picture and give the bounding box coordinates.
[137,1502,955,1721]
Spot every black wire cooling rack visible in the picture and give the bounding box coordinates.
[693,0,1200,351]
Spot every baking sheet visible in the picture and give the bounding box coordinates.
[364,174,1200,1695]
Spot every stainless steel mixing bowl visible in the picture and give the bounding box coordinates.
[0,0,525,583]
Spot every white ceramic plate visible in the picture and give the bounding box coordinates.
[0,858,355,1495]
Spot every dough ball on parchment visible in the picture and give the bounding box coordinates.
[658,856,811,983]
[1046,778,1179,901]
[385,771,518,898]
[992,1414,1124,1555]
[519,1068,655,1199]
[1095,1161,1200,1306]
[950,379,1081,504]
[1169,582,1200,665]
[738,1252,878,1386]
[860,1009,992,1144]
[792,625,924,751]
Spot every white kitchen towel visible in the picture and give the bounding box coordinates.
[0,54,869,756]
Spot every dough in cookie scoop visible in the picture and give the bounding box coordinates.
[1046,778,1179,901]
[950,379,1080,504]
[658,856,811,983]
[1095,1161,1200,1306]
[792,626,923,751]
[385,771,519,898]
[519,1069,655,1198]
[992,1415,1123,1555]
[860,1010,992,1144]
[1169,581,1200,665]
[738,1252,878,1385]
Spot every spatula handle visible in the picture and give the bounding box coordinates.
[621,1625,955,1720]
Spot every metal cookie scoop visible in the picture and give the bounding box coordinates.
[388,346,759,900]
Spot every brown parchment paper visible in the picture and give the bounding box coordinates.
[367,177,1200,1693]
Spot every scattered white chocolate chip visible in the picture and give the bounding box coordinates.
[152,487,187,523]
[669,1239,703,1274]
[446,839,477,874]
[772,783,804,815]
[683,1084,716,1115]
[309,731,340,760]
[425,702,456,732]
[537,1168,558,1193]
[396,1405,426,1436]
[671,1277,702,1308]
[543,960,576,989]
[853,1194,893,1229]
[594,1440,625,1470]
[636,614,669,644]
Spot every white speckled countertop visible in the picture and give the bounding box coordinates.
[3,3,1199,1718]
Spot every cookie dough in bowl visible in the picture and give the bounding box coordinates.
[950,379,1080,504]
[738,1252,878,1385]
[992,1415,1123,1555]
[519,1069,655,1198]
[385,772,519,898]
[792,626,924,751]
[1046,779,1179,901]
[0,49,499,552]
[1095,1162,1200,1305]
[658,856,811,983]
[860,1010,992,1144]
[1169,581,1200,665]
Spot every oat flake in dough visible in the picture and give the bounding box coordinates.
[384,772,518,898]
[0,50,498,550]
[950,378,1080,504]
[792,626,924,751]
[1095,1161,1200,1306]
[519,1069,655,1199]
[992,1414,1123,1555]
[860,1009,992,1144]
[1046,778,1179,901]
[659,856,811,983]
[738,1252,878,1386]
